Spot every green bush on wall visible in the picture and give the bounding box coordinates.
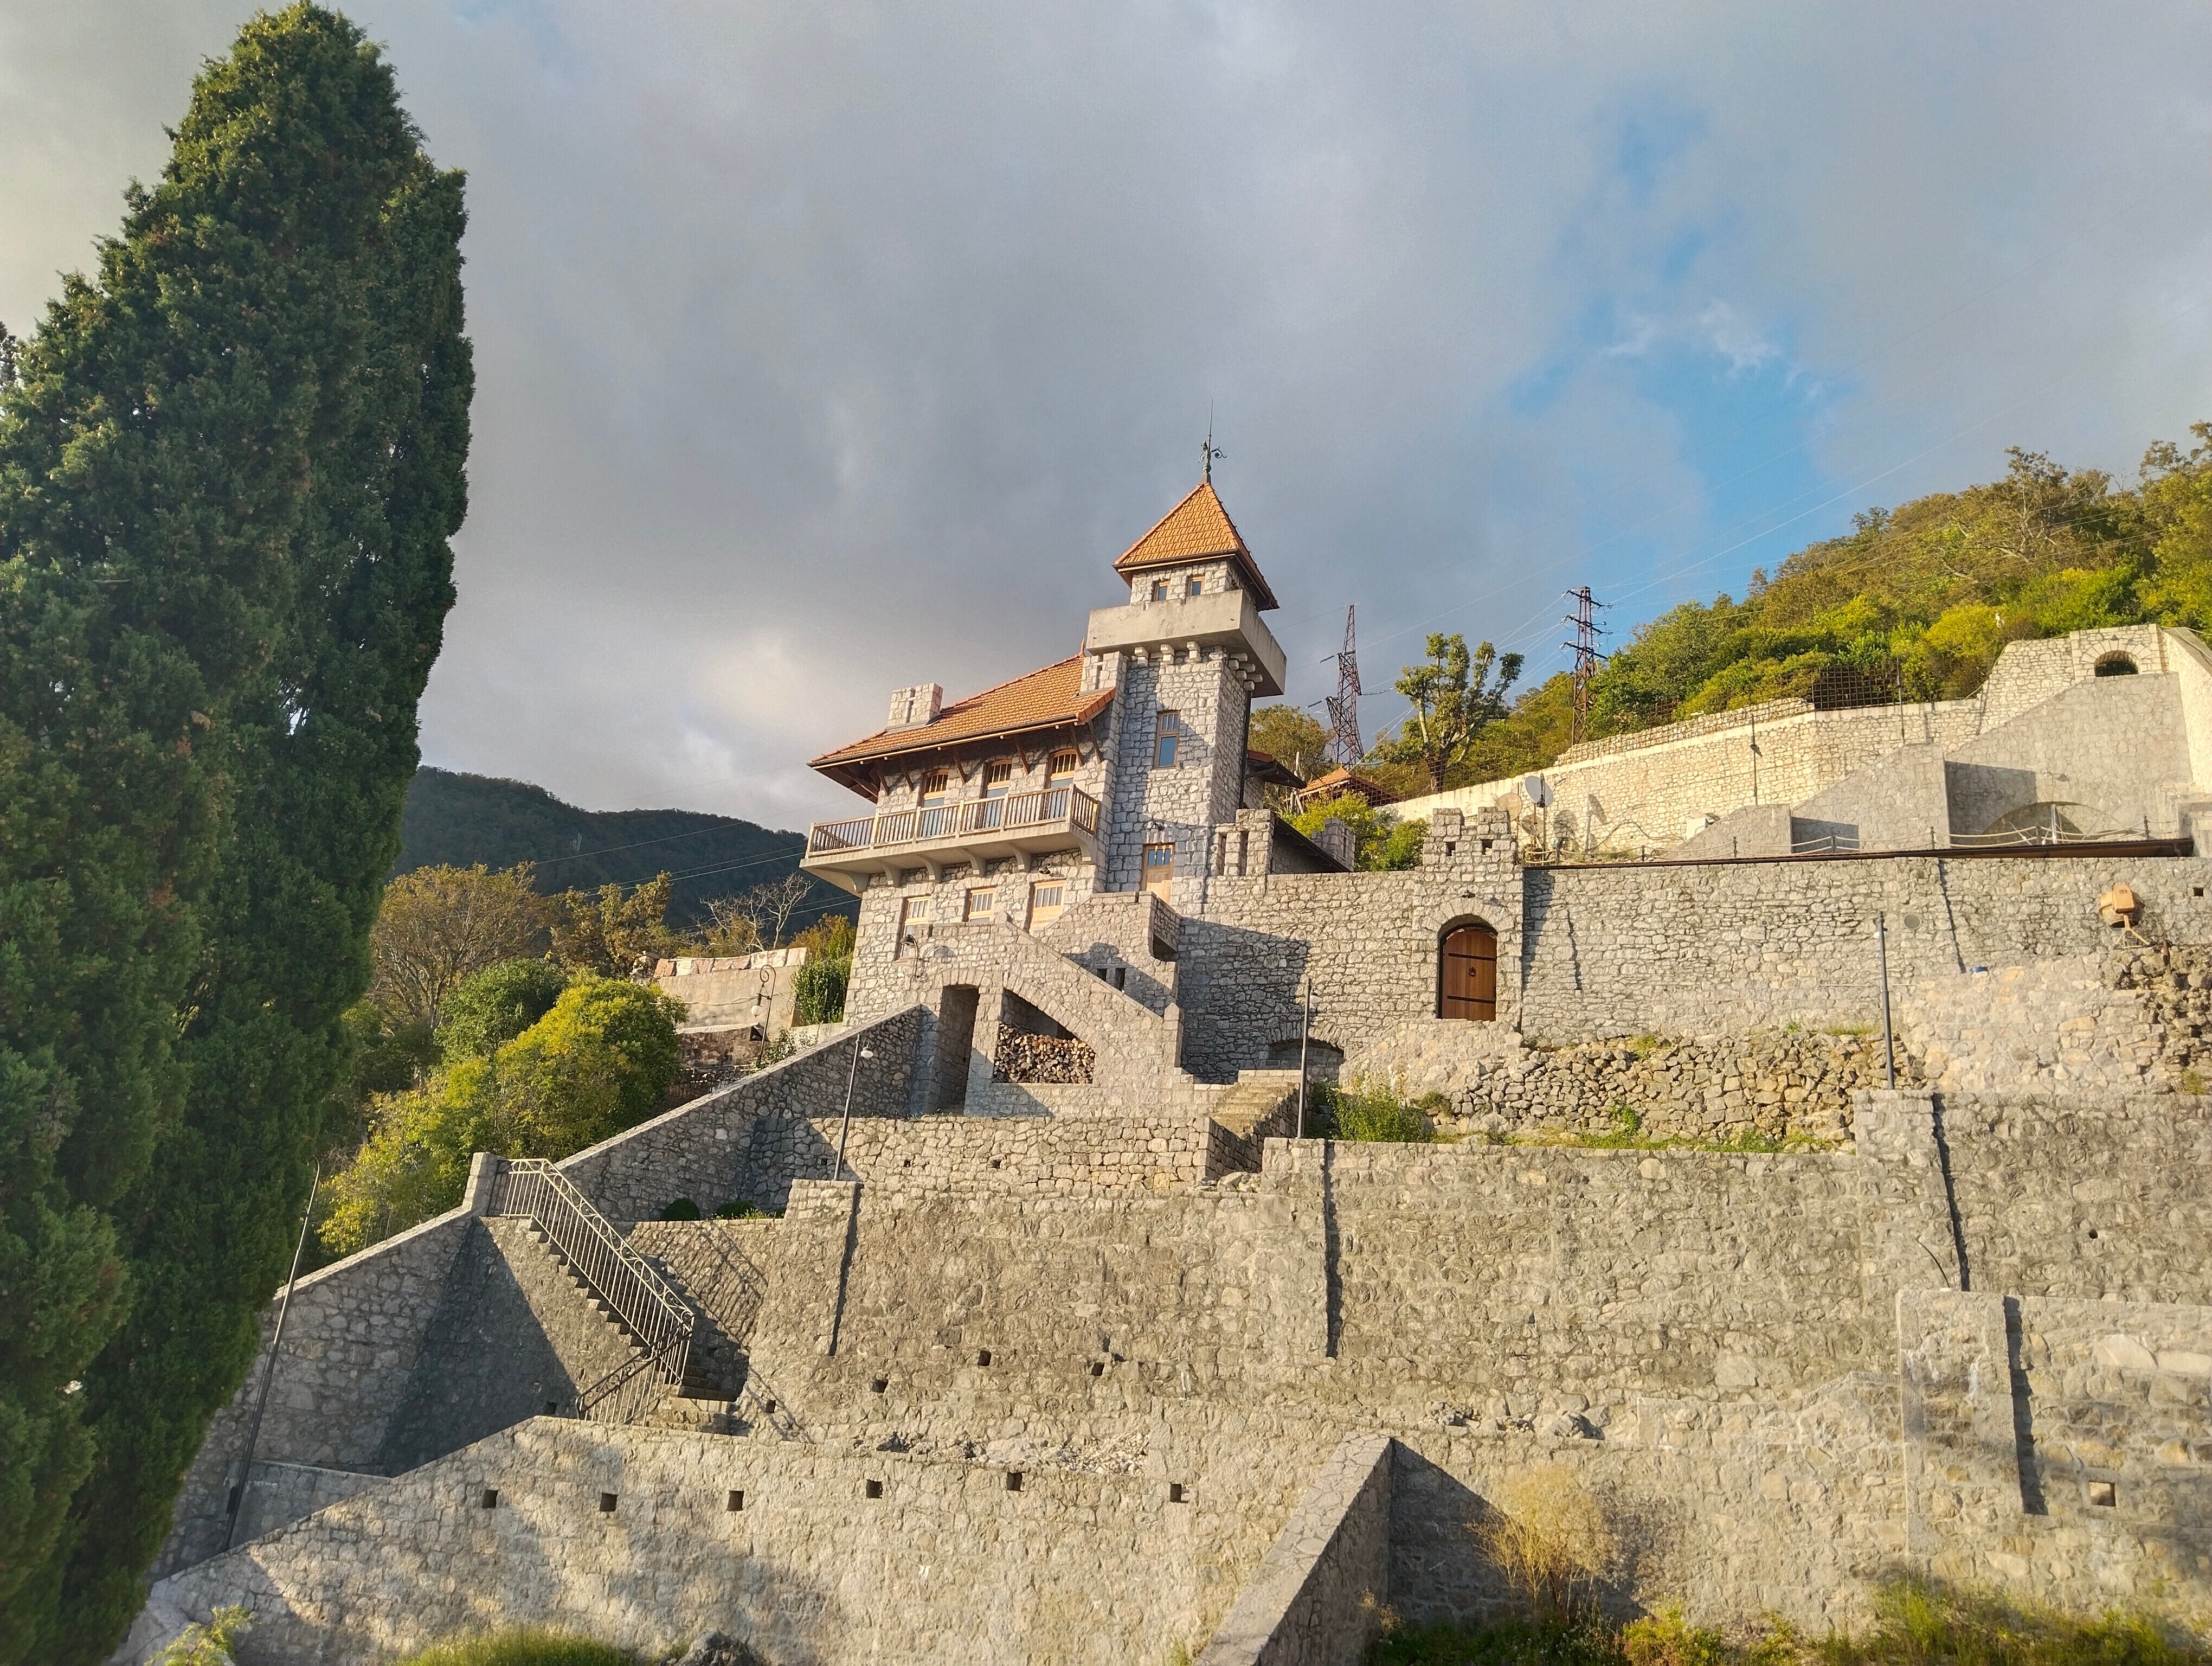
[1314,1081,1438,1142]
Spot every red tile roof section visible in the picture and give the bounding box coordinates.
[1113,480,1279,610]
[809,655,1114,786]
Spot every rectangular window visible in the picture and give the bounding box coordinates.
[1185,576,1203,598]
[1149,580,1169,601]
[895,896,920,958]
[982,760,1012,798]
[1027,882,1065,928]
[1153,710,1182,768]
[965,888,995,922]
[918,769,949,807]
[1045,749,1078,783]
[1142,843,1175,893]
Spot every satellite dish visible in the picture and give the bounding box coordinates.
[1521,773,1553,808]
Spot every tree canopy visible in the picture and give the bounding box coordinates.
[0,9,472,1656]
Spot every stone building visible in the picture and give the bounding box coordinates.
[124,473,2212,1666]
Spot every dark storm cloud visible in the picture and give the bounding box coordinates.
[5,3,2208,828]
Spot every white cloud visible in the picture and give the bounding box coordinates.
[2,0,2208,829]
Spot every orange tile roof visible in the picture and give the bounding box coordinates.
[809,655,1114,791]
[1114,480,1279,610]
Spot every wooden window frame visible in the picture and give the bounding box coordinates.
[1153,710,1182,769]
[1141,842,1175,892]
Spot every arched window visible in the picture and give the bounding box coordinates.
[1438,920,1497,1021]
[2094,653,2138,677]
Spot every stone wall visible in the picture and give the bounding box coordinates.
[1933,1091,2212,1304]
[133,1419,1256,1666]
[1197,1433,1393,1666]
[1899,1287,2212,1612]
[1175,824,1525,1080]
[155,1211,475,1577]
[1345,1017,1898,1145]
[629,1220,777,1399]
[560,1006,924,1224]
[140,1085,2212,1657]
[1523,851,2212,1043]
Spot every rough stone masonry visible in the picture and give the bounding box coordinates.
[120,483,2212,1665]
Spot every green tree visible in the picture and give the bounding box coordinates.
[1288,792,1426,871]
[320,977,681,1257]
[1379,634,1524,793]
[437,959,568,1063]
[370,863,552,1028]
[16,11,472,1658]
[549,874,679,977]
[1247,704,1332,780]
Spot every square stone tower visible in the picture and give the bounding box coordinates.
[1082,477,1289,894]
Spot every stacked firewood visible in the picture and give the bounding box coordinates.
[994,1031,1096,1084]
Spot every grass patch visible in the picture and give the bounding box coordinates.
[1371,1580,2209,1666]
[1317,1081,1440,1143]
[1504,1124,1796,1155]
[392,1630,638,1666]
[1820,1023,1875,1038]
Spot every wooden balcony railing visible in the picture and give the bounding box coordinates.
[807,785,1099,857]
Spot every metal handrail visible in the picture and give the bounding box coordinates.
[806,785,1098,855]
[575,1334,686,1424]
[488,1159,692,1415]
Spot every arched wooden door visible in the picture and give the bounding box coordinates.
[1439,922,1497,1020]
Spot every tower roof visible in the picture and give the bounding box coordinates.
[1113,480,1279,610]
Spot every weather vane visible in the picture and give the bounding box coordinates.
[1201,409,1224,482]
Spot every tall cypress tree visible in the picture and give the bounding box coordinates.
[0,10,470,1660]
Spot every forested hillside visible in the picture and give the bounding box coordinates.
[1442,425,2212,789]
[397,767,851,928]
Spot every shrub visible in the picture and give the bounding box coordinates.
[1621,1607,1734,1666]
[440,959,568,1062]
[1820,1578,2208,1666]
[659,1197,703,1221]
[1318,1081,1436,1143]
[793,951,851,1026]
[1476,1464,1617,1621]
[152,1606,252,1666]
[390,1630,636,1666]
[715,1199,768,1220]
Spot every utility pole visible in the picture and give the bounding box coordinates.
[1561,587,1609,748]
[1324,606,1364,767]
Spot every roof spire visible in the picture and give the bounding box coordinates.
[1201,406,1223,483]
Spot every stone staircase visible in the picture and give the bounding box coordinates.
[516,1222,723,1406]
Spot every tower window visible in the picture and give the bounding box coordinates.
[1154,710,1182,768]
[1186,576,1203,598]
[982,760,1012,798]
[919,769,949,807]
[1046,749,1078,784]
[1150,580,1169,601]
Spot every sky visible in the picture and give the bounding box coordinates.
[4,3,2209,833]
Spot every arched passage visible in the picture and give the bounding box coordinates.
[1437,920,1498,1021]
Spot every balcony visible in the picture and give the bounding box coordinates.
[802,785,1102,892]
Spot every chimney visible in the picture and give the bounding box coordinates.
[886,683,943,731]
